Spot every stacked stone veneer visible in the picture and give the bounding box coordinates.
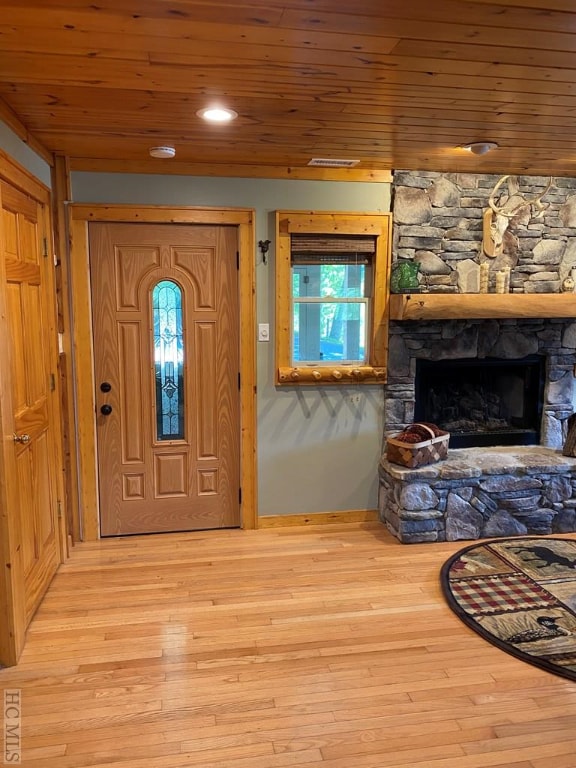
[380,447,576,543]
[393,170,576,293]
[379,170,576,543]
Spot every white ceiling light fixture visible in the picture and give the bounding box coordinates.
[196,106,238,123]
[462,141,499,156]
[149,146,176,159]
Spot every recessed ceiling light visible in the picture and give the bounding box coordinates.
[196,106,238,123]
[462,142,499,156]
[149,146,176,159]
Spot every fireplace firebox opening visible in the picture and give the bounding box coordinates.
[414,356,545,448]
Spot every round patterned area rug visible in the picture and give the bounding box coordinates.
[441,537,576,681]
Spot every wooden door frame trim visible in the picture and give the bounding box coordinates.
[52,155,80,548]
[68,204,257,539]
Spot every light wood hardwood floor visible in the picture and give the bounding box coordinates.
[1,523,576,768]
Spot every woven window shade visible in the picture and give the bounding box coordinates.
[291,234,375,265]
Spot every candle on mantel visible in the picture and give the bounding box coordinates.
[495,270,506,294]
[480,262,489,293]
[503,266,511,293]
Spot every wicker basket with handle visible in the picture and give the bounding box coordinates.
[386,423,449,468]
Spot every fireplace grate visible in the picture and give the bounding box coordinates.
[414,356,545,449]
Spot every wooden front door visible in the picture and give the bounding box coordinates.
[0,177,62,652]
[90,223,240,536]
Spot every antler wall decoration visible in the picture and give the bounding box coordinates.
[483,175,553,258]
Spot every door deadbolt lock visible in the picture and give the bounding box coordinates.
[100,404,113,416]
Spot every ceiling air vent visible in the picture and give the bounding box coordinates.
[307,158,360,168]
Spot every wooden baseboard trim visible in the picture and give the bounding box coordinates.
[257,510,379,529]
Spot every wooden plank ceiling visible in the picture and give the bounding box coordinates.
[0,0,576,179]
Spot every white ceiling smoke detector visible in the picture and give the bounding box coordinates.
[307,158,360,168]
[149,146,176,159]
[462,142,499,156]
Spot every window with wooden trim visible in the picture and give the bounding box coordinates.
[275,211,391,385]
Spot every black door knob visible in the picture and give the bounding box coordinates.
[100,404,113,416]
[100,382,112,393]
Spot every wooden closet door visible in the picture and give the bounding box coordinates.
[0,177,62,665]
[90,222,240,536]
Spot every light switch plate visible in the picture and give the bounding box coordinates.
[258,323,270,342]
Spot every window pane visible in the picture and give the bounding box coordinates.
[153,280,185,440]
[292,263,366,299]
[293,301,367,363]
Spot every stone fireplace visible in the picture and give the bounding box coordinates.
[385,317,575,451]
[379,170,576,543]
[380,317,576,543]
[414,355,544,448]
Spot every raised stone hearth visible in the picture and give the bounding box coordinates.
[379,447,576,543]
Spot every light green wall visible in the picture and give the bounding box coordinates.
[0,120,51,187]
[72,172,391,516]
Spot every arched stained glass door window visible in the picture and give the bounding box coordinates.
[153,280,185,441]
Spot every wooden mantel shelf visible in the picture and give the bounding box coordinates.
[389,293,576,321]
